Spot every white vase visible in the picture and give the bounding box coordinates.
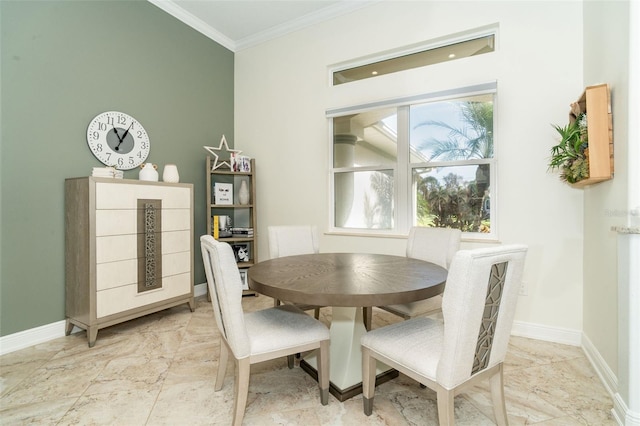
[139,163,158,181]
[163,164,179,183]
[239,180,250,205]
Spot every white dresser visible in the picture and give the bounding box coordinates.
[65,177,194,347]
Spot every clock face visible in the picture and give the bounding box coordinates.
[86,111,150,170]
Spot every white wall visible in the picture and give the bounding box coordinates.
[235,1,586,333]
[582,0,631,390]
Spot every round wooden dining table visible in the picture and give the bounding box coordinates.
[248,252,447,401]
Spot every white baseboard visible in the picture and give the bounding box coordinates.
[194,282,207,297]
[582,333,618,397]
[0,319,70,355]
[511,320,582,346]
[0,283,209,356]
[613,392,640,426]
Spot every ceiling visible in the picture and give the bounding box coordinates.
[148,0,379,52]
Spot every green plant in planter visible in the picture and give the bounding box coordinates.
[549,113,589,183]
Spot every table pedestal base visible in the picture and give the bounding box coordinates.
[301,306,397,401]
[300,359,398,402]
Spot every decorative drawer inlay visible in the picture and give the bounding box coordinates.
[138,199,162,292]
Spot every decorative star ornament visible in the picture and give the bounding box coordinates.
[204,135,242,171]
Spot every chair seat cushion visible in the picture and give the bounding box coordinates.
[361,317,443,380]
[245,304,329,356]
[384,295,442,317]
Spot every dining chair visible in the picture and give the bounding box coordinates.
[364,226,461,330]
[268,225,322,319]
[361,244,527,425]
[200,235,330,426]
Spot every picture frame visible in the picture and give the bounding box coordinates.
[239,270,249,290]
[231,243,251,263]
[231,153,251,172]
[214,182,233,205]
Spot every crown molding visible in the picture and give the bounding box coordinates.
[148,0,237,51]
[148,0,380,52]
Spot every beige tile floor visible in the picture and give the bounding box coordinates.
[1,295,615,425]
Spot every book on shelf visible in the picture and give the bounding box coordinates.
[212,216,219,239]
[230,227,254,237]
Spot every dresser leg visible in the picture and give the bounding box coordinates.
[65,319,74,336]
[188,297,195,312]
[87,327,98,348]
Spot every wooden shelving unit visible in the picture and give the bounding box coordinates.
[571,83,614,188]
[206,157,258,296]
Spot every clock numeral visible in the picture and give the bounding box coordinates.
[92,131,100,140]
[117,157,124,167]
[105,152,111,161]
[128,157,135,165]
[95,143,103,152]
[118,116,127,125]
[105,117,114,126]
[97,122,107,131]
[140,141,147,149]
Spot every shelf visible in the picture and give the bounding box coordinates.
[209,169,253,176]
[210,204,254,208]
[570,84,614,188]
[219,237,254,242]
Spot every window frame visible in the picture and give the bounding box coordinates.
[328,84,498,240]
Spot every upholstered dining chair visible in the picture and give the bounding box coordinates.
[364,226,461,330]
[200,236,330,426]
[268,225,322,319]
[361,244,527,425]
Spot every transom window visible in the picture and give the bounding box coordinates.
[329,85,496,239]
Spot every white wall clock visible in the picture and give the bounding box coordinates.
[86,111,150,170]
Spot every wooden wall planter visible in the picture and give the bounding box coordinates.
[571,83,614,188]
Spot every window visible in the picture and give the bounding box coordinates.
[330,85,496,238]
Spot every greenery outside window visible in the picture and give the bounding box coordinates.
[330,87,496,238]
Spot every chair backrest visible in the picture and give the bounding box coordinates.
[200,235,250,358]
[268,225,319,259]
[437,244,527,388]
[406,226,462,269]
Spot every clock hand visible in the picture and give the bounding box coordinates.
[114,122,133,151]
[112,125,123,143]
[121,122,133,140]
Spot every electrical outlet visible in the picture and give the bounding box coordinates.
[519,281,528,296]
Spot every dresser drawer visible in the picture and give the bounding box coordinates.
[95,208,190,236]
[96,272,191,318]
[96,230,190,263]
[96,251,191,291]
[95,182,191,209]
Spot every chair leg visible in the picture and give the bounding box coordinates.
[287,355,295,369]
[317,340,330,405]
[490,364,509,426]
[274,298,281,307]
[215,342,229,391]
[314,307,321,319]
[362,347,377,415]
[232,357,250,426]
[363,307,372,331]
[436,387,455,426]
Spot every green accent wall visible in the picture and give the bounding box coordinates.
[0,0,234,336]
